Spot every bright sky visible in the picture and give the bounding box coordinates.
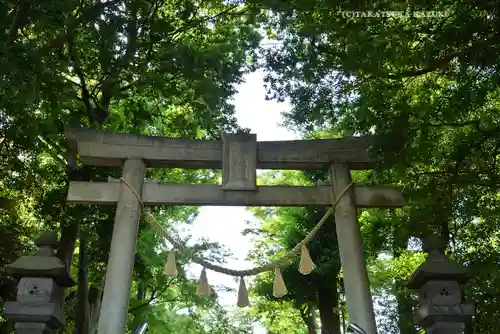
[174,67,389,334]
[175,69,389,334]
[179,69,298,330]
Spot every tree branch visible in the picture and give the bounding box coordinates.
[50,0,122,50]
[67,33,94,125]
[385,53,456,79]
[6,0,30,44]
[170,4,247,41]
[119,3,246,93]
[128,277,177,313]
[428,120,482,130]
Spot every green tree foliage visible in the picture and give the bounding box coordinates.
[248,170,345,333]
[1,0,262,332]
[248,295,307,334]
[4,0,500,333]
[247,1,500,333]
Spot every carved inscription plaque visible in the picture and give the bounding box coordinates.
[221,133,257,191]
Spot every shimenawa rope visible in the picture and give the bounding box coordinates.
[119,177,353,277]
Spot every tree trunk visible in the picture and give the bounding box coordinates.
[393,226,414,334]
[75,232,90,334]
[395,286,413,334]
[58,166,83,270]
[57,219,79,270]
[88,279,105,334]
[464,322,475,334]
[137,281,146,301]
[317,282,341,334]
[55,217,79,334]
[340,300,346,333]
[300,303,318,334]
[54,166,81,334]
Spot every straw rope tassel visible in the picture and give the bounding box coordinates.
[120,177,353,279]
[197,268,211,297]
[299,244,315,275]
[164,250,178,276]
[273,267,288,298]
[237,277,250,307]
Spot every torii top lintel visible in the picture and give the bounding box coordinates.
[64,127,378,171]
[65,127,403,208]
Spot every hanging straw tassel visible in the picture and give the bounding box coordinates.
[237,277,250,307]
[163,250,178,276]
[299,244,315,275]
[196,268,211,296]
[273,267,288,298]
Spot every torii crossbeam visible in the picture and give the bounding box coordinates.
[65,127,404,334]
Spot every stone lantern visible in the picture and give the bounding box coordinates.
[407,235,475,333]
[3,231,76,334]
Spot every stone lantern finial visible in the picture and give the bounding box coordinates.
[34,231,58,257]
[422,235,446,254]
[34,231,58,247]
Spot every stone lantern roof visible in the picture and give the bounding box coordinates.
[407,235,472,289]
[5,231,75,287]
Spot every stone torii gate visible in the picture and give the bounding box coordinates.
[65,127,404,334]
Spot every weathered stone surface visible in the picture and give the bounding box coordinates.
[67,181,404,208]
[221,133,257,191]
[34,232,58,248]
[65,127,377,170]
[426,322,465,334]
[15,322,57,334]
[3,231,73,333]
[4,301,65,327]
[415,303,475,327]
[418,281,462,306]
[16,277,58,303]
[98,158,146,334]
[329,163,378,334]
[5,257,75,287]
[407,235,474,332]
[5,232,76,287]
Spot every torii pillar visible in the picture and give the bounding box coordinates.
[331,163,377,333]
[97,159,146,334]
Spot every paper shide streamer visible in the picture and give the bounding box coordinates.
[120,176,352,307]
